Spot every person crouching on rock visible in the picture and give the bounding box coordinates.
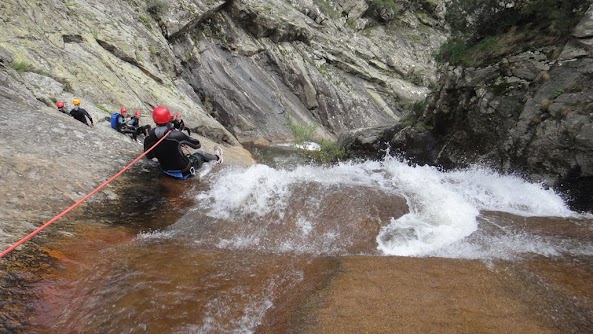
[70,98,94,127]
[127,109,151,139]
[172,112,191,136]
[144,106,222,180]
[111,107,140,142]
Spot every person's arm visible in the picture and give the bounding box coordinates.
[144,135,156,159]
[177,131,200,149]
[84,110,94,126]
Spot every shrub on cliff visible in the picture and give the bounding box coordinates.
[146,0,169,18]
[436,0,592,66]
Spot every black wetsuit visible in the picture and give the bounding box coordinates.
[57,107,70,115]
[172,119,191,136]
[128,116,151,138]
[70,107,94,127]
[113,113,138,140]
[144,125,217,178]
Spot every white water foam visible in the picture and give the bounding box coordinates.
[191,158,582,259]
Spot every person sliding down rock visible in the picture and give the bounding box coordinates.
[144,106,222,180]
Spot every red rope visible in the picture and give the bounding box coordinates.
[0,131,171,258]
[181,144,192,154]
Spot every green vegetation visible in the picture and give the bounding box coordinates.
[95,104,112,115]
[435,36,499,67]
[553,89,564,98]
[9,61,32,73]
[313,140,346,164]
[148,45,157,55]
[286,116,346,164]
[436,0,592,66]
[146,0,169,18]
[401,100,427,127]
[139,15,152,30]
[203,97,213,113]
[411,100,426,116]
[288,118,317,143]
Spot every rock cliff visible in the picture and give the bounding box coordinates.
[0,0,446,249]
[341,3,593,211]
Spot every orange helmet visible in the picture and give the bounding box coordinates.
[56,101,64,108]
[152,106,173,124]
[134,110,142,117]
[120,107,127,114]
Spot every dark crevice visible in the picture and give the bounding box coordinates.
[95,39,163,84]
[62,34,84,44]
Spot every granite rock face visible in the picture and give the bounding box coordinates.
[0,0,445,249]
[340,5,593,210]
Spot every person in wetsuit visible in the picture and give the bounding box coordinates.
[172,112,191,136]
[70,98,94,127]
[127,109,151,139]
[144,106,222,179]
[112,107,140,141]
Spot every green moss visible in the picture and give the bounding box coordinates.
[553,89,564,98]
[148,45,157,54]
[139,15,152,30]
[95,104,112,115]
[9,61,32,73]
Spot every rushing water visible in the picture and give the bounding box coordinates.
[17,148,593,333]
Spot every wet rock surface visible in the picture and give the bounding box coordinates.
[340,4,593,211]
[0,0,445,251]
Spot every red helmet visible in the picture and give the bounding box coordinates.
[120,107,127,114]
[175,113,182,119]
[56,101,64,108]
[134,110,141,117]
[152,106,173,124]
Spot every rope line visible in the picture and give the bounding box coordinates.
[0,131,171,258]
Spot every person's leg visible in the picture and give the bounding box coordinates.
[198,151,220,163]
[188,153,205,169]
[133,127,143,140]
[185,128,191,136]
[119,127,137,141]
[142,125,151,136]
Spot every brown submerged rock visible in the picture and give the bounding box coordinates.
[307,256,556,334]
